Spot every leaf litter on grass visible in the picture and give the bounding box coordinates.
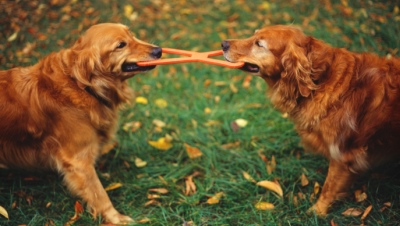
[1,1,400,225]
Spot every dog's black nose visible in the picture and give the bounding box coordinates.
[151,47,162,58]
[221,40,230,51]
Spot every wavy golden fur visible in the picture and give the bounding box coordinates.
[222,25,400,215]
[0,23,161,223]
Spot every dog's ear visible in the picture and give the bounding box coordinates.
[281,41,316,97]
[71,38,102,88]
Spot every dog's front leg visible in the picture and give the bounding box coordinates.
[308,159,356,216]
[62,161,134,224]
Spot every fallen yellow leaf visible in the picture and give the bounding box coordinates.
[7,32,18,42]
[148,137,173,151]
[135,96,148,104]
[235,118,248,127]
[134,157,147,168]
[204,120,221,127]
[257,180,283,197]
[155,98,168,108]
[0,206,8,219]
[314,182,320,195]
[184,143,203,159]
[254,202,274,210]
[206,192,224,204]
[242,171,257,183]
[105,182,123,191]
[124,4,133,18]
[152,119,166,128]
[204,107,212,114]
[230,83,238,93]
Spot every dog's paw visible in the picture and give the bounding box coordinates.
[104,212,134,225]
[307,204,328,217]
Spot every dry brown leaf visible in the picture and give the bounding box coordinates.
[258,152,268,163]
[230,121,240,133]
[184,143,203,159]
[301,173,309,187]
[221,141,240,149]
[105,182,123,191]
[361,205,373,221]
[330,219,339,226]
[254,202,274,210]
[267,155,276,174]
[242,75,252,88]
[298,192,305,200]
[293,195,299,207]
[148,188,169,194]
[11,201,17,209]
[0,206,8,219]
[342,207,363,217]
[206,192,224,204]
[65,201,84,226]
[147,194,160,199]
[380,202,391,212]
[354,189,367,202]
[144,199,161,206]
[242,171,257,183]
[122,121,141,132]
[185,176,196,196]
[257,180,283,197]
[137,217,151,223]
[204,79,212,87]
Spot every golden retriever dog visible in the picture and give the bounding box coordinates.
[222,25,400,215]
[0,23,161,223]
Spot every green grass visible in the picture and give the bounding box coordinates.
[1,0,400,225]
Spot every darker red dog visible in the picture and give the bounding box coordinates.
[222,25,400,215]
[0,23,161,223]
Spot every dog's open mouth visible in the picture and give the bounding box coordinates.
[121,63,156,72]
[240,62,260,73]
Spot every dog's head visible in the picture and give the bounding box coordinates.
[222,25,318,106]
[71,23,161,87]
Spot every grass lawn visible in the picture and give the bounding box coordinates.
[1,0,400,225]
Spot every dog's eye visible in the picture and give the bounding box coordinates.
[116,42,127,49]
[255,40,263,47]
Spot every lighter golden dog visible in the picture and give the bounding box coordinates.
[0,23,161,223]
[222,25,400,215]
